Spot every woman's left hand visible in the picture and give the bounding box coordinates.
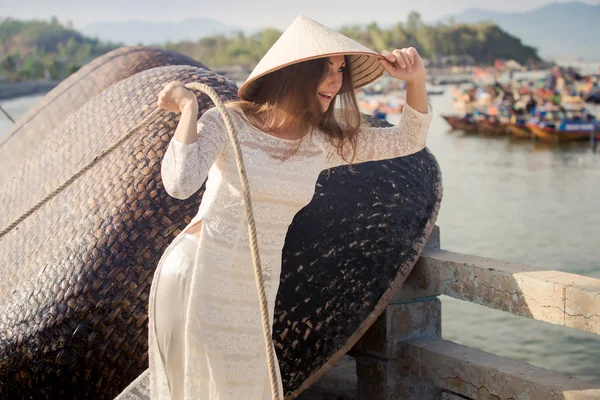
[379,47,426,83]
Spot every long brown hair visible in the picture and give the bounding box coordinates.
[227,55,363,164]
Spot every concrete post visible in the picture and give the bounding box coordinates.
[352,225,443,400]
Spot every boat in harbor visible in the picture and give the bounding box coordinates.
[528,120,596,142]
[477,118,507,136]
[506,115,532,139]
[506,123,532,139]
[427,88,445,96]
[442,114,478,133]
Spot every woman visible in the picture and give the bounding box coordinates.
[118,14,432,400]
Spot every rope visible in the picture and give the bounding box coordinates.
[186,83,281,400]
[0,107,160,239]
[0,82,282,400]
[0,104,15,123]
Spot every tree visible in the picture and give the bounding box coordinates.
[407,12,424,34]
[366,22,386,50]
[0,16,544,82]
[260,28,281,52]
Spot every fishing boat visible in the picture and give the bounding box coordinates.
[442,115,478,133]
[477,119,507,136]
[506,123,532,139]
[528,120,595,142]
[373,109,387,120]
[427,88,445,96]
[506,116,532,139]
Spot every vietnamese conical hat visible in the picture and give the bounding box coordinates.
[238,15,385,101]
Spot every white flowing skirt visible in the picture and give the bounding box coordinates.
[115,227,284,400]
[155,233,200,399]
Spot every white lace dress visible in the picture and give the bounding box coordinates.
[115,101,433,400]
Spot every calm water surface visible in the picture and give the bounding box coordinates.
[388,91,600,384]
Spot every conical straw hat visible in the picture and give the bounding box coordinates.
[238,15,385,101]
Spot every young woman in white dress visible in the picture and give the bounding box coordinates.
[116,14,433,400]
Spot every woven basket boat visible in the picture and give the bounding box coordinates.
[0,48,442,399]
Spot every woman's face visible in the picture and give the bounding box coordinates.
[317,56,346,112]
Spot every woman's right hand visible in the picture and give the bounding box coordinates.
[157,81,197,113]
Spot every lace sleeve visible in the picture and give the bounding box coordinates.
[323,101,433,169]
[160,107,227,199]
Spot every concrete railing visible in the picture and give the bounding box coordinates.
[352,226,600,400]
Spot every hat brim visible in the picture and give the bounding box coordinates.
[237,52,386,101]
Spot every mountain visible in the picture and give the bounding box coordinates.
[80,18,246,46]
[444,2,600,61]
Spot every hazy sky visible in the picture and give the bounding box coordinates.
[2,0,600,29]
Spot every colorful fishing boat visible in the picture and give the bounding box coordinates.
[506,115,532,139]
[507,123,532,139]
[477,119,507,136]
[427,88,445,96]
[442,115,478,133]
[528,120,595,142]
[373,109,387,120]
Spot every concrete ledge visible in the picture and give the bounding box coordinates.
[398,338,600,400]
[396,249,600,336]
[356,355,441,400]
[354,298,441,358]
